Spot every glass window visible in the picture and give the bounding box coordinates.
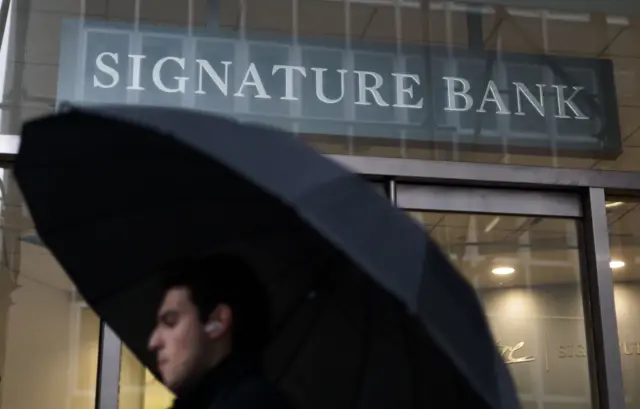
[119,346,174,409]
[5,0,640,172]
[408,211,590,409]
[0,169,100,409]
[606,197,640,409]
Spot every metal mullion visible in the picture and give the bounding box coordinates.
[580,187,625,409]
[388,179,397,205]
[95,321,123,409]
[0,0,11,55]
[327,155,640,192]
[395,184,582,218]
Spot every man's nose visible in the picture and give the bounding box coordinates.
[148,330,161,351]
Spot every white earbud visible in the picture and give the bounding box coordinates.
[204,321,222,333]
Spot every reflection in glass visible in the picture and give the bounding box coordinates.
[606,198,640,409]
[119,346,174,409]
[409,211,591,409]
[0,170,100,409]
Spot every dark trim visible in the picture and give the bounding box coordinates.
[466,11,484,51]
[580,188,625,409]
[459,0,640,15]
[329,155,640,194]
[95,322,122,409]
[600,57,623,159]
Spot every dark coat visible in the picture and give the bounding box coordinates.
[170,355,296,409]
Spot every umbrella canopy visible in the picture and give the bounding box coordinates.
[14,105,519,409]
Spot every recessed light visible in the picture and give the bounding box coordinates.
[492,267,515,275]
[610,260,625,269]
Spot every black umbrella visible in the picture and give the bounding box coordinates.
[14,105,519,409]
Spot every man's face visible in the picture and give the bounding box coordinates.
[148,287,209,392]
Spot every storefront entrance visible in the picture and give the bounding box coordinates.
[104,181,614,409]
[397,185,591,408]
[100,181,626,409]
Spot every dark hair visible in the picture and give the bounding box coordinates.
[160,253,271,356]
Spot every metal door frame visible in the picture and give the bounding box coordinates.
[395,184,582,217]
[391,182,623,409]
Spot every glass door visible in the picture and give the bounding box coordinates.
[397,184,592,409]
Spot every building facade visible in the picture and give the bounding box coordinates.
[0,0,639,408]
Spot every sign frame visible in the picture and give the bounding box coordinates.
[57,19,622,160]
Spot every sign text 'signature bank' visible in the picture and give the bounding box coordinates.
[92,52,589,120]
[57,20,621,157]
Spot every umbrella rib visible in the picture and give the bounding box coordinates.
[273,286,331,386]
[271,286,317,337]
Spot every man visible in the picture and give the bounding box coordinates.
[148,253,296,409]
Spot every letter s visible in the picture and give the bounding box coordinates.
[94,52,119,89]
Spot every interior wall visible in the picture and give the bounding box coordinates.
[73,307,100,409]
[0,274,99,409]
[119,346,173,409]
[119,346,147,409]
[611,282,640,404]
[478,282,640,409]
[143,367,173,409]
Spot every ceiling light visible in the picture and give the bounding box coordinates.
[610,260,625,269]
[606,201,624,208]
[492,267,515,275]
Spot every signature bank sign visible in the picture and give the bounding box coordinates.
[58,20,621,158]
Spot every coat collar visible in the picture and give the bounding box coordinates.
[170,354,259,409]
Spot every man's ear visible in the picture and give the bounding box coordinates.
[205,303,233,339]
